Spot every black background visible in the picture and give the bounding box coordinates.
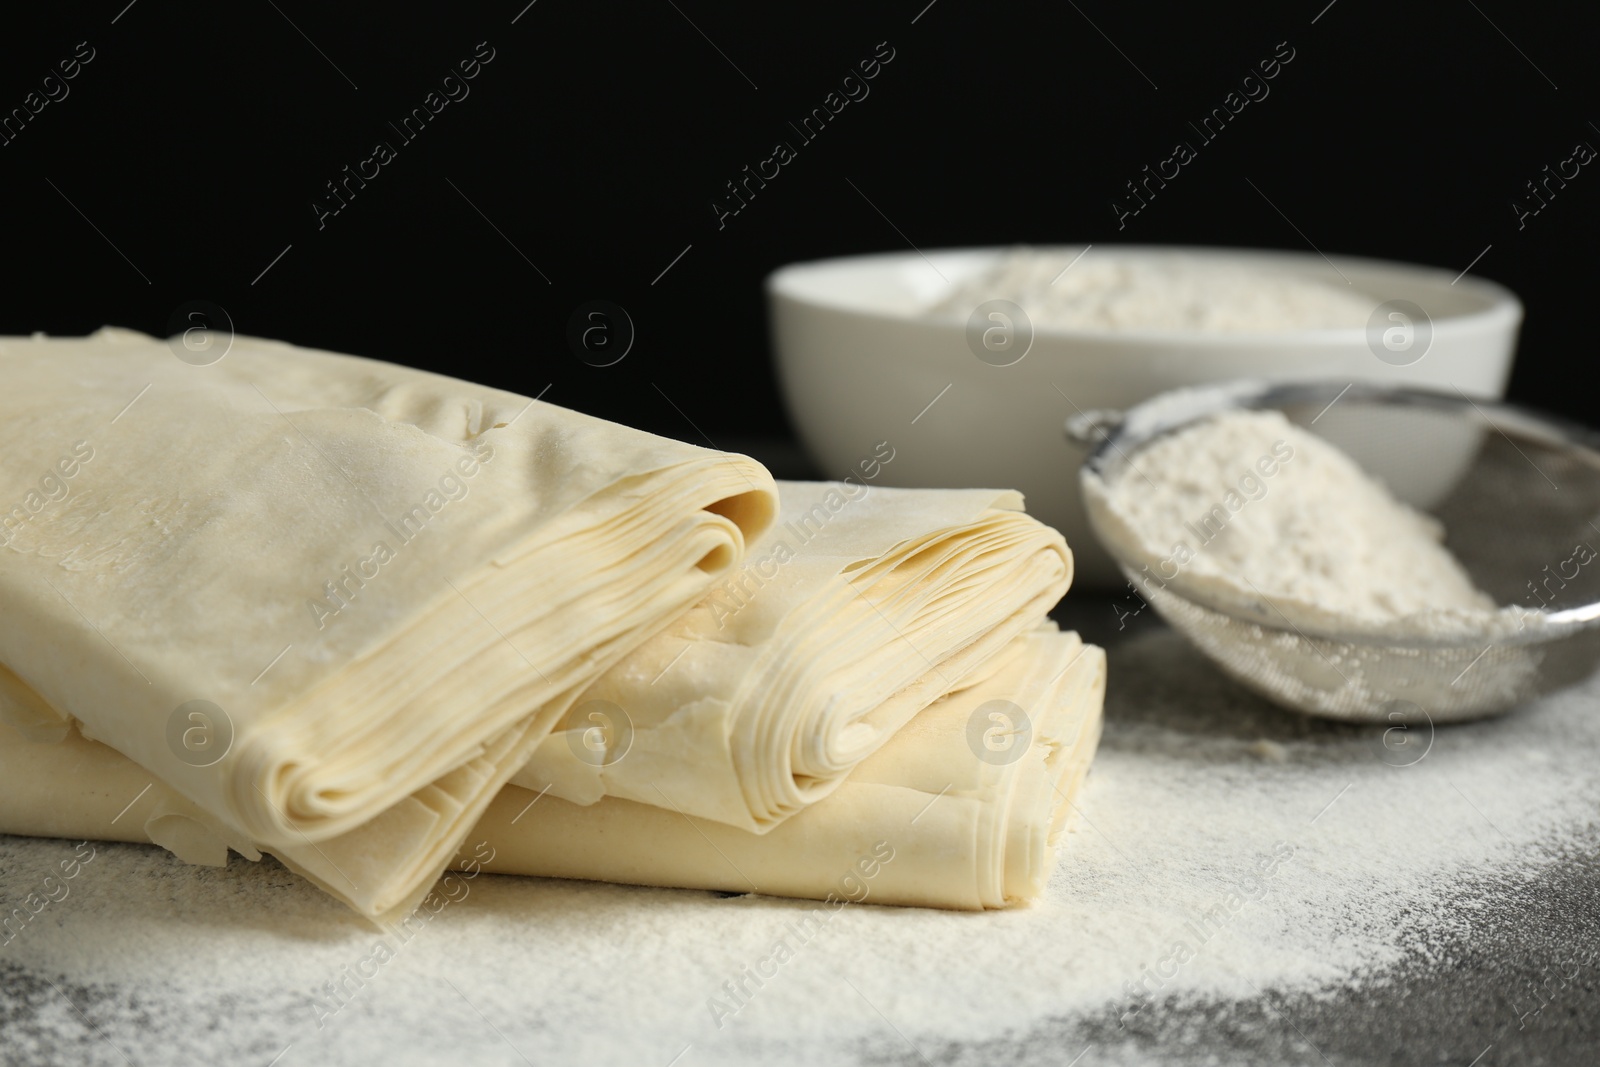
[3,0,1596,447]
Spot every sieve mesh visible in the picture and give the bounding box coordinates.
[1076,380,1600,722]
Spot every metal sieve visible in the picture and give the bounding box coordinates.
[1068,379,1600,723]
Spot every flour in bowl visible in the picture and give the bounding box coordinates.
[929,248,1376,332]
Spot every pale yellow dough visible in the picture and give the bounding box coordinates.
[0,329,776,918]
[0,629,1104,909]
[515,480,1073,832]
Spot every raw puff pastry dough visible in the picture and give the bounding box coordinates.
[516,480,1073,831]
[0,328,775,918]
[0,629,1104,909]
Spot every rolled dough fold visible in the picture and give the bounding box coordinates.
[0,328,776,917]
[514,480,1073,832]
[0,629,1104,909]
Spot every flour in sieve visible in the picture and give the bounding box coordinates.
[1083,409,1543,639]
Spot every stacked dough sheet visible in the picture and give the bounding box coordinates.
[0,329,1106,913]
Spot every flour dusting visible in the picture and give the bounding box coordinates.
[2,628,1595,1066]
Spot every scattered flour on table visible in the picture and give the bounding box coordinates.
[3,630,1596,1067]
[927,248,1376,332]
[1084,409,1541,638]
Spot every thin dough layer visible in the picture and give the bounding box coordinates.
[0,629,1104,909]
[515,481,1073,832]
[0,329,776,918]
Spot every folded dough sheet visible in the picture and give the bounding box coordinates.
[0,328,776,918]
[515,480,1073,831]
[0,629,1105,909]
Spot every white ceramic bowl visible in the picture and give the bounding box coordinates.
[768,245,1523,587]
